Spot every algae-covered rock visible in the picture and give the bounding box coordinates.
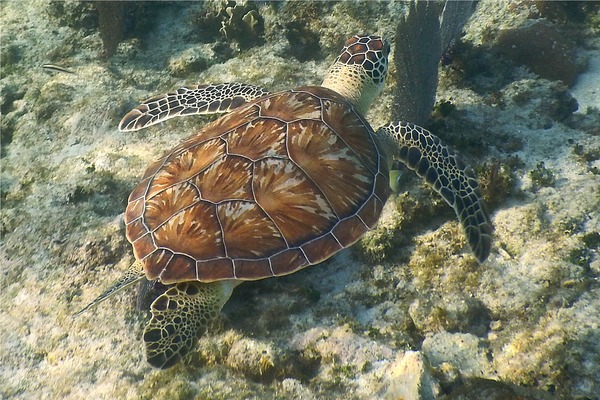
[34,82,74,121]
[422,332,492,378]
[167,46,210,77]
[225,338,282,381]
[379,351,440,400]
[439,377,555,400]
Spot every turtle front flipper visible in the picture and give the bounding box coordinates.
[119,83,270,132]
[143,280,239,369]
[377,122,493,263]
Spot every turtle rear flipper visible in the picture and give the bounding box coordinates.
[119,83,269,132]
[144,280,238,369]
[377,122,493,263]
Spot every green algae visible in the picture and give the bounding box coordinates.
[529,162,556,190]
[475,159,518,209]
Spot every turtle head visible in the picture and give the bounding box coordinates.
[322,35,390,115]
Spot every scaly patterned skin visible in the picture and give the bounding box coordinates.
[119,83,269,132]
[325,36,492,262]
[322,35,389,115]
[74,261,145,316]
[377,122,492,263]
[143,281,237,369]
[78,34,493,370]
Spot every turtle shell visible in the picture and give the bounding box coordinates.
[124,86,391,284]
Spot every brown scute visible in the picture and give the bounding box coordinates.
[295,85,344,103]
[125,217,148,242]
[336,36,385,66]
[287,119,373,218]
[176,128,220,151]
[377,153,390,172]
[156,254,197,284]
[374,171,391,202]
[339,52,351,63]
[202,102,260,136]
[349,43,366,54]
[269,249,309,276]
[321,98,378,174]
[146,139,225,200]
[332,216,369,247]
[368,39,383,51]
[344,36,359,46]
[253,158,338,247]
[233,259,273,279]
[144,181,201,229]
[124,197,144,225]
[143,248,173,280]
[349,53,366,64]
[301,233,343,264]
[193,155,253,202]
[357,195,384,229]
[153,202,225,260]
[127,85,390,282]
[142,155,169,179]
[225,119,287,161]
[365,51,379,63]
[218,201,286,258]
[195,258,235,281]
[259,91,321,121]
[132,234,158,263]
[128,176,151,202]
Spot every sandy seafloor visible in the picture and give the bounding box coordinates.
[1,1,599,399]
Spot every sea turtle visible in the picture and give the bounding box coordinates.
[78,35,492,369]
